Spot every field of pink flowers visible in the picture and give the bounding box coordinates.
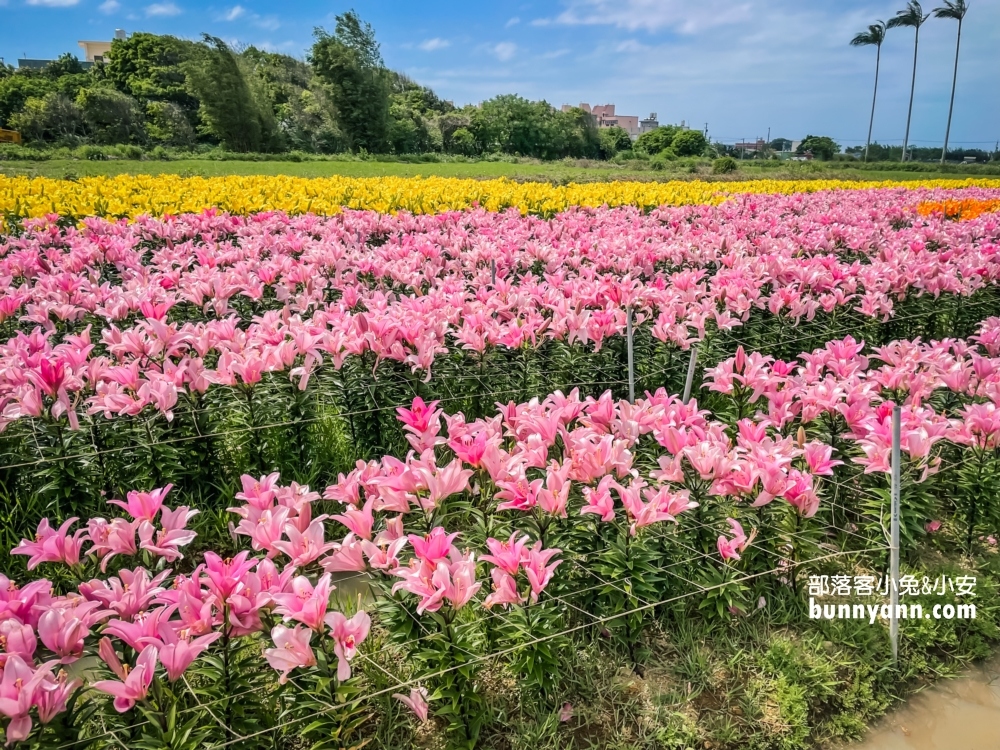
[2,186,1000,749]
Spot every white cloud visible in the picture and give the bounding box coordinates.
[26,0,80,6]
[541,48,570,59]
[615,39,649,53]
[546,0,753,34]
[146,1,181,16]
[222,5,245,21]
[418,37,450,52]
[505,16,520,28]
[253,15,280,30]
[491,42,517,61]
[99,0,120,11]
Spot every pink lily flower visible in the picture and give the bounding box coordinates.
[391,560,448,615]
[271,574,334,631]
[436,551,481,610]
[138,506,199,562]
[0,621,36,667]
[407,527,459,564]
[37,600,108,663]
[35,669,82,725]
[263,624,316,684]
[717,518,756,562]
[803,442,843,476]
[0,655,51,743]
[521,543,562,603]
[86,517,140,572]
[11,517,87,570]
[324,610,371,681]
[483,568,524,609]
[203,551,256,600]
[537,461,571,518]
[92,645,158,713]
[361,537,408,571]
[235,472,281,510]
[480,533,530,576]
[581,476,616,522]
[330,497,376,541]
[423,459,473,510]
[103,605,176,650]
[319,533,368,573]
[272,518,336,567]
[80,568,170,621]
[392,687,430,722]
[108,484,173,523]
[153,625,222,682]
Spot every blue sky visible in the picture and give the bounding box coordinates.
[1,0,997,148]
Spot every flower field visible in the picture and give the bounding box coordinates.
[3,174,1000,224]
[2,178,1000,749]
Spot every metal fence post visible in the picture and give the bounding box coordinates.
[491,259,496,286]
[682,345,698,404]
[626,307,635,403]
[890,404,901,665]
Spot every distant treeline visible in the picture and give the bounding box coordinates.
[0,13,642,160]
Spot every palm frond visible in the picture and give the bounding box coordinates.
[850,21,887,46]
[887,0,929,28]
[933,0,968,20]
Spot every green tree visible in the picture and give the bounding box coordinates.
[887,1,930,162]
[146,100,196,147]
[672,129,708,156]
[634,125,679,155]
[106,32,198,110]
[449,127,476,156]
[769,138,793,151]
[439,112,472,153]
[310,11,391,152]
[238,47,342,153]
[9,93,84,143]
[850,21,887,163]
[43,53,85,79]
[184,35,273,152]
[796,134,841,161]
[599,126,633,158]
[77,87,146,144]
[0,73,54,128]
[933,0,968,164]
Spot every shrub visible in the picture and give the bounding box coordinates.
[76,144,108,161]
[713,156,739,174]
[76,87,147,145]
[672,129,709,157]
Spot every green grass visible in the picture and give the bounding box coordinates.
[0,157,990,183]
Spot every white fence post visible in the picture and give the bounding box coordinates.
[626,307,635,403]
[682,345,698,404]
[490,259,496,286]
[890,404,901,665]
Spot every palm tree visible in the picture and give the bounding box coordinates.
[887,1,930,162]
[850,21,887,163]
[934,0,969,164]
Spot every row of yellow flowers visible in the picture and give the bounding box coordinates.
[3,174,1000,224]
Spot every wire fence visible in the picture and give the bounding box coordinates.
[4,273,996,750]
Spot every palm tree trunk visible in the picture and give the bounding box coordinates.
[902,28,920,162]
[940,20,962,164]
[865,45,881,163]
